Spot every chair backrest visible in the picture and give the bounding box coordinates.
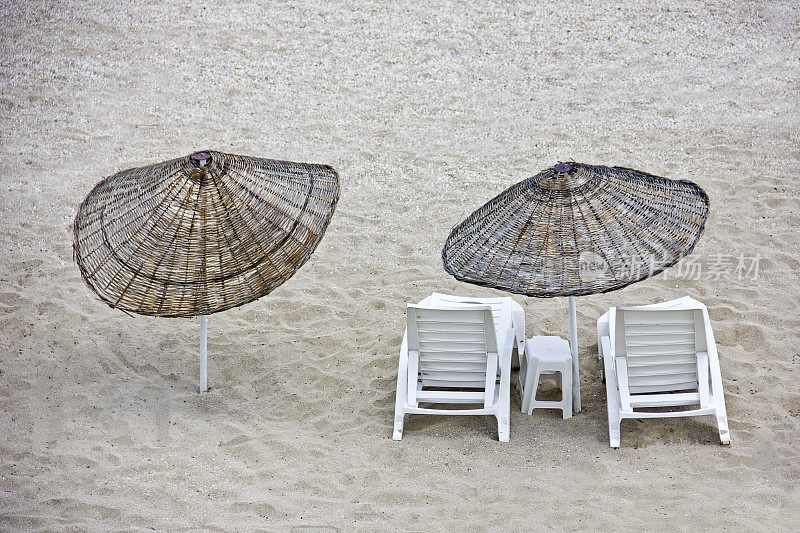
[615,307,707,394]
[406,304,497,389]
[428,293,512,338]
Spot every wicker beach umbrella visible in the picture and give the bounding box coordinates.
[442,162,709,412]
[74,150,340,391]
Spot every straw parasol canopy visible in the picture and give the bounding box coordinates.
[74,150,340,318]
[442,162,709,298]
[441,161,709,413]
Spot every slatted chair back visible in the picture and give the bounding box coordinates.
[615,308,708,395]
[427,293,512,340]
[406,305,498,393]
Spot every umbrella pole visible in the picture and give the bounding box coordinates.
[200,315,208,393]
[568,296,581,413]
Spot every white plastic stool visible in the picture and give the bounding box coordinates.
[520,336,573,418]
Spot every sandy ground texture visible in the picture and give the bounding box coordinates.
[2,0,799,530]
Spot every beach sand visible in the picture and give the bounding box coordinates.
[1,0,799,530]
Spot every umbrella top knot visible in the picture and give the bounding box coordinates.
[190,150,213,167]
[186,150,221,182]
[532,162,594,191]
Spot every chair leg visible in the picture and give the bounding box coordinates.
[716,411,730,445]
[517,351,528,408]
[497,413,510,443]
[609,415,621,448]
[521,360,540,415]
[393,333,409,441]
[561,370,572,419]
[498,347,511,442]
[602,337,621,447]
[393,412,405,441]
[497,397,510,443]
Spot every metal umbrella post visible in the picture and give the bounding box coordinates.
[568,295,581,412]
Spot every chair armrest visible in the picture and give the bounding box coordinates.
[398,331,408,362]
[394,331,410,409]
[502,328,516,364]
[601,335,631,412]
[600,335,613,362]
[512,307,525,347]
[417,294,434,306]
[700,308,727,401]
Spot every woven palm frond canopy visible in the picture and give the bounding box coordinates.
[442,162,709,298]
[74,150,340,318]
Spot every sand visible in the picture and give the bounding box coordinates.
[1,0,799,530]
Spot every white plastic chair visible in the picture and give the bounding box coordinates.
[393,303,514,442]
[597,297,730,448]
[419,292,525,368]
